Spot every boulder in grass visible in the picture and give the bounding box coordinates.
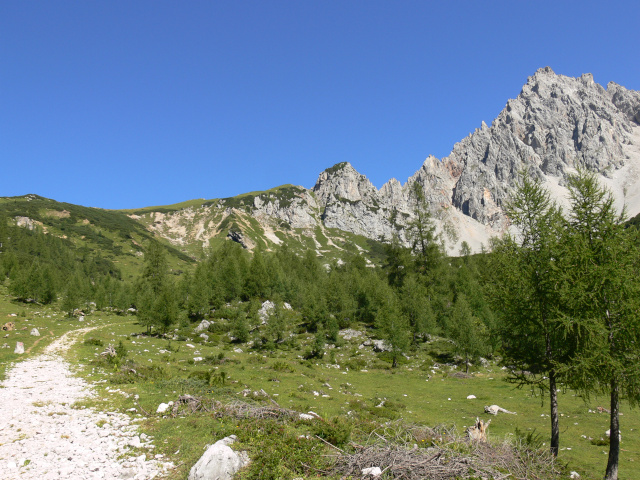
[188,435,249,480]
[30,328,40,336]
[195,320,211,333]
[14,342,24,354]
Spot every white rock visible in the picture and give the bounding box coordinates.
[199,333,209,341]
[14,342,24,354]
[30,328,40,336]
[570,472,581,479]
[605,429,622,441]
[188,435,249,480]
[129,436,142,448]
[194,320,211,333]
[371,339,391,352]
[362,466,382,477]
[299,413,315,420]
[156,403,170,414]
[467,395,476,399]
[258,300,275,324]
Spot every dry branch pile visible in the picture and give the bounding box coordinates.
[166,394,299,420]
[330,423,562,480]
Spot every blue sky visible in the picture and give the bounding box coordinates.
[2,1,639,209]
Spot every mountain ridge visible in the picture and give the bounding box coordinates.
[5,68,640,257]
[133,68,640,255]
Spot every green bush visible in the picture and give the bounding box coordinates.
[343,357,367,371]
[514,427,545,451]
[271,361,295,373]
[312,417,352,448]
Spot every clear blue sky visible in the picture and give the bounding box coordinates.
[2,1,639,209]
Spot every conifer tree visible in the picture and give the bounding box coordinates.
[407,182,442,284]
[62,274,83,316]
[136,241,171,333]
[231,311,250,343]
[489,174,567,456]
[154,284,179,334]
[376,293,410,368]
[446,294,487,373]
[244,249,270,299]
[559,170,640,480]
[187,266,211,320]
[399,274,435,342]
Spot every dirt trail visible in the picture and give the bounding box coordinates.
[0,327,174,479]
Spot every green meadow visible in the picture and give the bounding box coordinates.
[2,292,637,480]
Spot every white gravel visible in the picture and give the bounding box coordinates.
[0,328,174,479]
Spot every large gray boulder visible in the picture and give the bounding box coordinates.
[188,435,249,480]
[194,320,211,333]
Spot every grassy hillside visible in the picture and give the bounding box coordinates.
[122,185,389,265]
[0,194,194,278]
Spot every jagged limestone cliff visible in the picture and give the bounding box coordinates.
[129,68,640,256]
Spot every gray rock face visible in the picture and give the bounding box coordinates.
[443,67,640,226]
[309,68,640,249]
[188,435,249,480]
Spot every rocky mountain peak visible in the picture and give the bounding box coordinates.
[313,162,378,206]
[444,68,640,228]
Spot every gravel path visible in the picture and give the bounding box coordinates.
[0,328,174,479]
